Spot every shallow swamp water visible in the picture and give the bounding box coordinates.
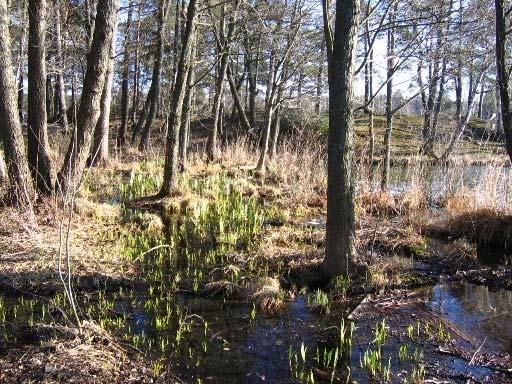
[1,169,512,382]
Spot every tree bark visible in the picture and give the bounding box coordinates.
[54,0,68,133]
[226,65,252,132]
[27,0,53,193]
[381,4,395,191]
[117,0,133,147]
[0,0,35,206]
[179,39,196,172]
[159,0,197,197]
[139,0,169,151]
[207,10,233,161]
[322,0,360,278]
[495,0,512,161]
[57,0,118,193]
[91,14,118,164]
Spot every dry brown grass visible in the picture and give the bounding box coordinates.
[0,198,135,293]
[0,320,176,383]
[443,209,512,250]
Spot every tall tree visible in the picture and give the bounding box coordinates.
[159,0,197,197]
[322,0,360,277]
[57,0,118,193]
[54,0,68,133]
[495,0,512,162]
[117,0,133,147]
[27,0,53,193]
[0,0,35,206]
[137,0,170,151]
[91,14,118,164]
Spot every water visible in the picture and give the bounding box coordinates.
[386,164,511,206]
[426,281,512,355]
[113,292,323,383]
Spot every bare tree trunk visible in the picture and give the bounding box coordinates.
[27,0,53,193]
[91,14,118,164]
[315,45,324,116]
[159,0,197,197]
[207,10,232,161]
[54,0,68,133]
[0,150,6,181]
[227,65,252,132]
[495,0,512,162]
[179,40,196,172]
[322,0,360,278]
[46,75,54,119]
[255,52,276,173]
[0,0,35,206]
[117,0,133,147]
[441,70,486,159]
[247,47,260,130]
[363,7,374,168]
[57,0,118,193]
[381,5,395,191]
[270,103,282,158]
[139,0,169,151]
[130,2,141,125]
[17,7,27,123]
[478,81,485,118]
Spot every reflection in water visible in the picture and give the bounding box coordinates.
[427,282,512,354]
[385,165,511,206]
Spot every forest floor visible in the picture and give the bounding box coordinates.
[0,116,511,383]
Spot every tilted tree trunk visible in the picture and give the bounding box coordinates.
[159,0,197,197]
[495,0,512,162]
[90,14,118,165]
[27,0,53,193]
[57,0,118,193]
[441,69,486,160]
[207,10,233,161]
[54,0,68,133]
[322,0,360,278]
[0,0,35,206]
[117,0,133,147]
[226,65,252,132]
[139,0,169,151]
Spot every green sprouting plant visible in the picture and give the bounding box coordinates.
[340,319,354,354]
[407,324,414,339]
[360,347,382,377]
[398,344,408,361]
[309,289,330,313]
[249,303,257,323]
[151,359,164,377]
[410,364,425,383]
[437,322,451,343]
[411,346,422,362]
[332,275,351,297]
[119,169,161,201]
[383,357,392,382]
[300,342,307,364]
[373,319,388,348]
